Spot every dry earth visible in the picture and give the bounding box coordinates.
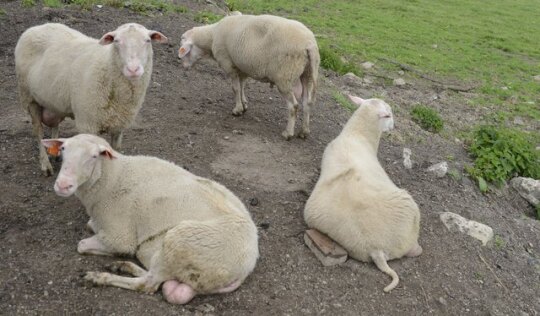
[0,1,539,315]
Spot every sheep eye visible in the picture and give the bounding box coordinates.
[60,146,65,151]
[145,39,151,43]
[92,155,97,159]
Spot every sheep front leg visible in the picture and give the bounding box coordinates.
[84,271,160,294]
[279,91,298,140]
[78,235,113,256]
[28,102,53,176]
[240,76,248,111]
[110,130,123,150]
[230,74,245,116]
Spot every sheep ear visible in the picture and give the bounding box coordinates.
[99,32,116,45]
[348,95,365,105]
[42,139,65,157]
[149,31,168,44]
[178,43,192,58]
[98,145,116,160]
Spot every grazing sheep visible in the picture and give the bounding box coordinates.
[178,14,320,140]
[41,134,259,304]
[303,95,422,292]
[15,23,168,175]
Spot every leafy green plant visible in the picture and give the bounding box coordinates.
[410,105,444,133]
[536,204,540,220]
[65,0,186,13]
[493,235,505,249]
[319,45,360,76]
[22,0,36,8]
[467,125,540,186]
[43,0,62,8]
[448,169,462,181]
[194,11,223,24]
[0,8,6,15]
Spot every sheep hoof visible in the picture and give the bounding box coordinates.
[281,131,293,140]
[232,110,244,116]
[41,163,54,177]
[298,131,310,139]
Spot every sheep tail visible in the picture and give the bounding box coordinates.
[370,250,399,292]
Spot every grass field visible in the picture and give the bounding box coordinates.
[227,0,540,122]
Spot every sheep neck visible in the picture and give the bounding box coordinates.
[342,120,382,154]
[193,25,215,52]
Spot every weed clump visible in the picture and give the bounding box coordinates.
[194,11,223,24]
[466,125,540,186]
[410,105,443,133]
[319,46,360,76]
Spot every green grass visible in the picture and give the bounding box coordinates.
[194,11,223,24]
[63,0,186,14]
[332,91,357,112]
[43,0,62,8]
[226,0,540,122]
[410,105,444,133]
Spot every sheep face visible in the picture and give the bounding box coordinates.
[348,95,395,132]
[99,23,168,80]
[42,135,116,197]
[178,30,205,68]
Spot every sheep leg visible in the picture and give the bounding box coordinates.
[279,91,298,140]
[371,250,399,292]
[110,131,123,150]
[230,74,245,116]
[86,218,97,233]
[406,244,423,257]
[28,102,53,176]
[51,126,59,139]
[240,77,248,111]
[77,235,113,256]
[297,79,311,139]
[106,261,148,277]
[84,271,161,294]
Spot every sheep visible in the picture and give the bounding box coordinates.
[41,134,259,304]
[178,14,320,140]
[15,23,168,176]
[303,95,422,292]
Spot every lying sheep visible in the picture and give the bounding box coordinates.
[41,134,259,304]
[15,23,167,175]
[178,14,320,140]
[304,95,422,292]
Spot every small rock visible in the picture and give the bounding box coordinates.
[513,116,524,125]
[342,72,363,87]
[361,61,374,70]
[393,78,406,86]
[249,197,259,206]
[96,4,103,9]
[232,129,243,135]
[440,212,493,246]
[501,86,509,90]
[362,76,374,85]
[403,148,413,169]
[259,222,270,230]
[437,297,447,306]
[304,229,347,266]
[223,136,230,140]
[398,70,404,76]
[432,44,438,49]
[195,303,215,313]
[533,75,540,82]
[510,177,540,206]
[427,161,448,178]
[152,82,161,88]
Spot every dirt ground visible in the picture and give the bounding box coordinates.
[0,1,539,315]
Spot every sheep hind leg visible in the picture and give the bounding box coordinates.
[84,271,161,294]
[106,261,148,277]
[297,78,312,139]
[371,250,399,293]
[240,76,248,111]
[406,244,423,257]
[279,90,298,140]
[230,74,245,116]
[28,102,53,176]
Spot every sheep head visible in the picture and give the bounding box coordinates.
[42,134,117,197]
[99,23,168,80]
[348,95,395,133]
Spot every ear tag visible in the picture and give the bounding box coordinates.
[47,144,61,157]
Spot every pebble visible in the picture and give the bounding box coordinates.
[393,78,406,86]
[249,197,259,206]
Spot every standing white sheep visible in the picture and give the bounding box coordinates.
[178,14,320,140]
[304,95,422,292]
[15,23,167,175]
[41,134,259,304]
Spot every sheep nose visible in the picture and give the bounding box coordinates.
[127,65,141,74]
[56,180,73,191]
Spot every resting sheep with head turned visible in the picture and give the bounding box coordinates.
[15,23,167,175]
[304,95,422,292]
[42,134,259,304]
[178,14,320,140]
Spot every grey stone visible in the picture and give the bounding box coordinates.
[393,78,406,86]
[510,177,540,206]
[440,212,493,246]
[427,161,448,178]
[513,116,524,125]
[342,72,363,87]
[403,148,413,169]
[361,61,374,70]
[533,75,540,82]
